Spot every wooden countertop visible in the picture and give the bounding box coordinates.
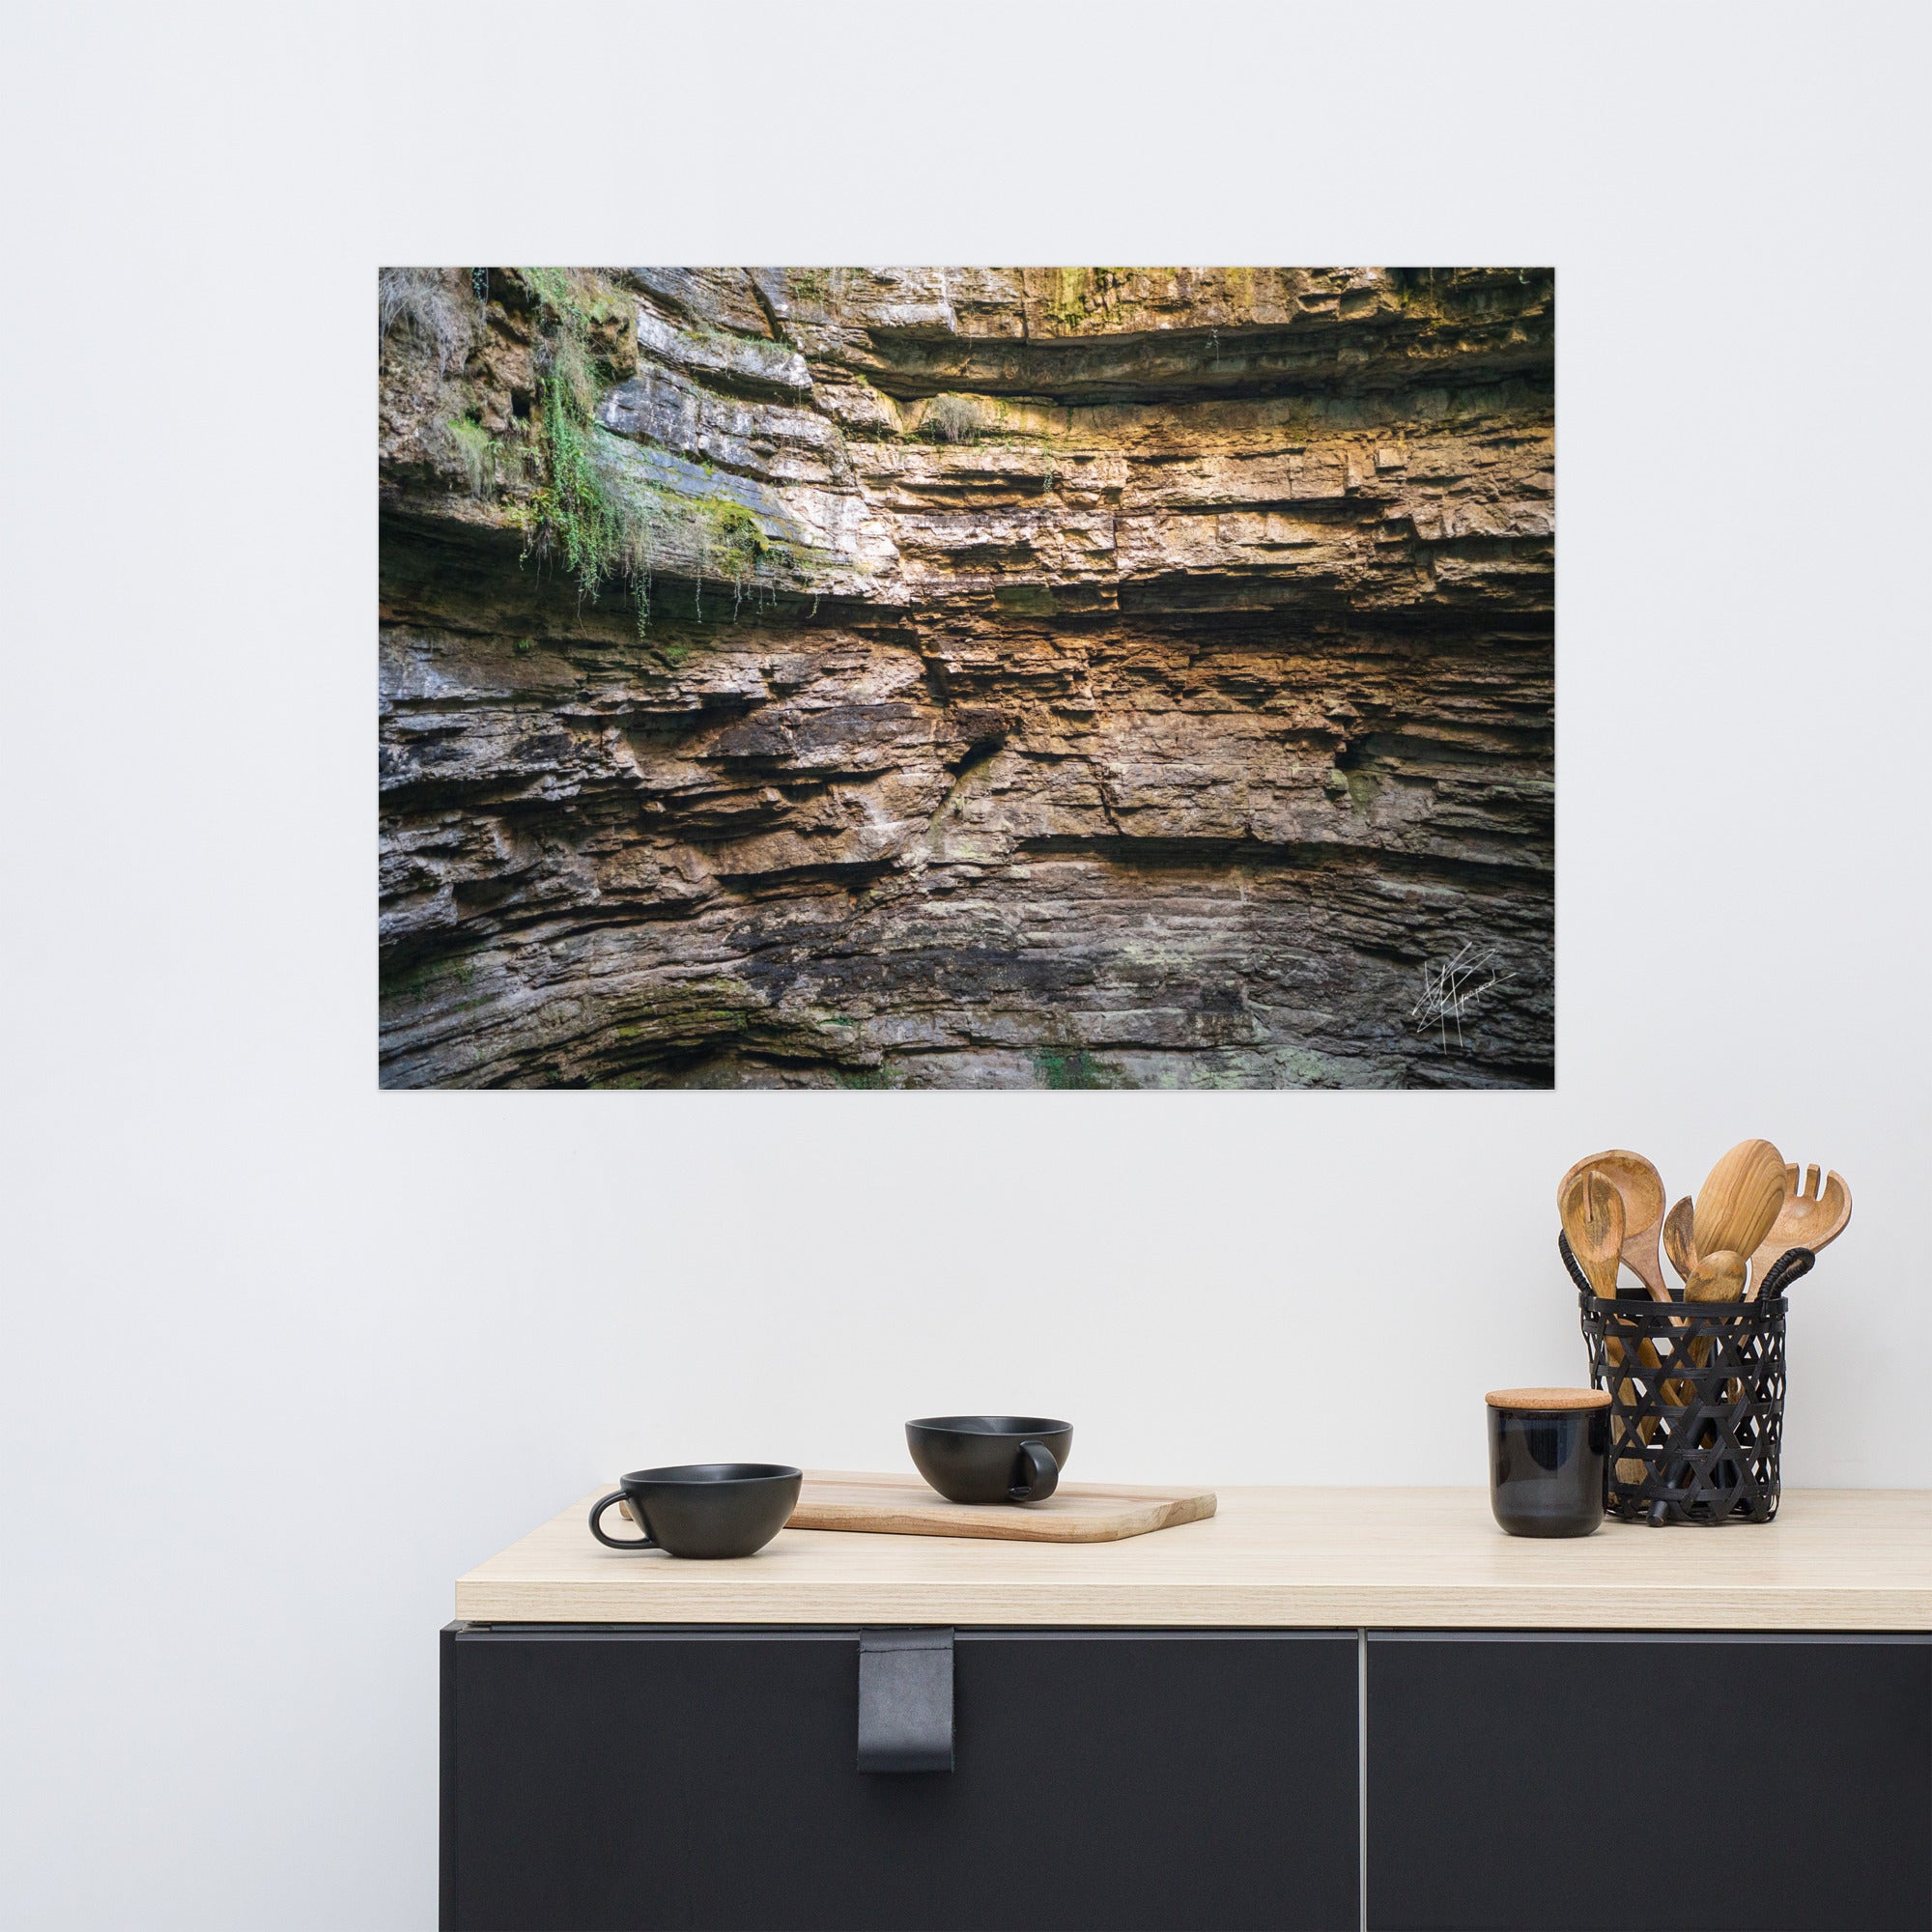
[455,1483,1932,1631]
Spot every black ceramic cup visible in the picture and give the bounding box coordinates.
[905,1416,1072,1504]
[587,1463,803,1558]
[1486,1388,1608,1538]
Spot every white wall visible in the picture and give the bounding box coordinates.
[6,3,1928,1927]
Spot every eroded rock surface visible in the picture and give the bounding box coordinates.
[379,267,1553,1087]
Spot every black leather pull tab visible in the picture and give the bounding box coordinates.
[857,1629,954,1773]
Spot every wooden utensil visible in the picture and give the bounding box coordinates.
[1683,1249,1746,1303]
[1558,1228,1656,1480]
[1653,1194,1706,1408]
[1692,1139,1787,1266]
[1557,1150,1669,1300]
[1559,1168,1625,1298]
[1668,1248,1747,1406]
[1747,1165,1852,1298]
[1662,1197,1698,1285]
[1560,1170,1649,1481]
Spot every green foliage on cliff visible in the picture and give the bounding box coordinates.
[1034,1044,1113,1089]
[443,414,497,497]
[510,268,798,646]
[696,499,775,582]
[530,343,628,592]
[509,269,638,618]
[1042,267,1092,332]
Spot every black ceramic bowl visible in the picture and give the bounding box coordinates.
[587,1462,802,1558]
[906,1416,1073,1505]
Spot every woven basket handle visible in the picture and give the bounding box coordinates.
[1557,1230,1596,1297]
[1757,1246,1816,1300]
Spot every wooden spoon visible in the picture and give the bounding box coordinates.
[1662,1197,1698,1285]
[1747,1165,1852,1298]
[1658,1197,1701,1406]
[1683,1249,1747,1303]
[1559,1168,1625,1297]
[1692,1139,1786,1266]
[1556,1150,1669,1300]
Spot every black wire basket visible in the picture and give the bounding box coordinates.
[1563,1234,1813,1525]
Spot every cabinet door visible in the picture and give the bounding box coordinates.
[1366,1632,1931,1931]
[442,1625,1360,1932]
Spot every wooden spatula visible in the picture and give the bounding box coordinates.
[1672,1248,1749,1406]
[1682,1148,1779,1401]
[1692,1139,1786,1268]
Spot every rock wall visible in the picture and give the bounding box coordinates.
[379,267,1553,1088]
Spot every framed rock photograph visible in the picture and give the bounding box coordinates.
[379,267,1552,1089]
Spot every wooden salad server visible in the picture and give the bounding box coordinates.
[1747,1165,1852,1298]
[1557,1150,1669,1300]
[1559,1168,1625,1297]
[1560,1169,1650,1482]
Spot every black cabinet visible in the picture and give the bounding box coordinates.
[1366,1633,1932,1931]
[442,1626,1361,1932]
[444,1623,1932,1932]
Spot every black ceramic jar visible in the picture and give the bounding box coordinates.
[1485,1387,1609,1538]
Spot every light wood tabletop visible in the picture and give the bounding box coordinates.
[455,1480,1932,1631]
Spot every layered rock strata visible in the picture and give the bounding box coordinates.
[379,267,1553,1088]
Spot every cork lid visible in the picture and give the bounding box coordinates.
[1485,1386,1611,1411]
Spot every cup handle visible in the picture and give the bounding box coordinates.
[1009,1440,1060,1503]
[588,1491,656,1550]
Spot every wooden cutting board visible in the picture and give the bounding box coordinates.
[785,1470,1217,1544]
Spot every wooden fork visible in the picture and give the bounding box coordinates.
[1747,1165,1852,1298]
